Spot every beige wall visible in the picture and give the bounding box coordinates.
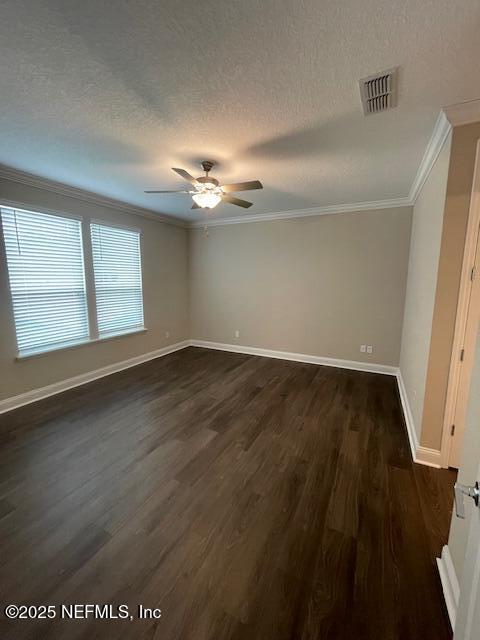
[0,178,189,401]
[399,132,452,444]
[189,208,412,366]
[420,122,480,450]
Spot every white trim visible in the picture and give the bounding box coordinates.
[0,164,413,230]
[444,98,480,127]
[15,327,148,360]
[192,343,435,468]
[415,445,442,468]
[190,197,412,228]
[190,343,443,468]
[0,201,83,222]
[189,339,398,375]
[190,107,455,228]
[409,111,452,204]
[0,340,189,415]
[396,370,419,461]
[437,545,460,630]
[0,338,444,471]
[0,339,399,415]
[395,370,442,468]
[1,103,474,231]
[440,140,480,468]
[0,166,185,228]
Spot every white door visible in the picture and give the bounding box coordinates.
[454,458,480,639]
[450,227,480,468]
[443,140,480,468]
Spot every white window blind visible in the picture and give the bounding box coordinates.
[90,223,144,336]
[1,207,89,356]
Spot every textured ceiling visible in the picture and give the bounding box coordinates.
[0,0,479,222]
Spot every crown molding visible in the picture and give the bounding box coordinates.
[190,106,458,227]
[444,98,480,127]
[0,164,186,228]
[3,101,474,230]
[189,196,412,228]
[0,162,414,229]
[408,111,452,204]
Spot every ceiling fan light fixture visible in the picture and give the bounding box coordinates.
[191,191,222,209]
[144,161,262,211]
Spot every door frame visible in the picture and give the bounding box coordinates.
[441,140,480,468]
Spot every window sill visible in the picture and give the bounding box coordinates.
[16,327,147,361]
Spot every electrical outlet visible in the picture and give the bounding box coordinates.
[235,330,240,339]
[165,331,170,339]
[366,345,373,354]
[360,345,366,353]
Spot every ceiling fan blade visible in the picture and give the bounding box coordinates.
[191,202,201,209]
[172,167,199,185]
[144,190,190,193]
[221,194,253,208]
[220,180,263,193]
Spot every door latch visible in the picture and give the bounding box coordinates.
[454,481,480,519]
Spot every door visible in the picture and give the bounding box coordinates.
[450,227,480,467]
[443,140,480,468]
[454,457,480,639]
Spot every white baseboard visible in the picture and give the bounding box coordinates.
[192,343,439,470]
[437,545,459,630]
[0,339,397,416]
[0,339,445,473]
[415,445,442,468]
[396,370,419,461]
[189,339,398,375]
[395,370,442,468]
[192,343,440,468]
[0,340,190,415]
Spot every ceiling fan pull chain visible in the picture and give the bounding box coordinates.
[203,223,209,238]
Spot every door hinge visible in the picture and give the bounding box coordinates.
[471,265,476,281]
[451,424,455,436]
[460,348,465,361]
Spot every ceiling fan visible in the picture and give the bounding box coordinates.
[145,161,263,210]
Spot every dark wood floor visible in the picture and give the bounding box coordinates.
[0,347,456,639]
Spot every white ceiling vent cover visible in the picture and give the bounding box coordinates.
[359,68,398,115]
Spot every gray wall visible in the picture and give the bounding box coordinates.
[189,207,412,366]
[0,178,189,401]
[0,182,415,403]
[399,132,452,443]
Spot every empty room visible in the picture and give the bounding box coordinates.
[1,1,480,639]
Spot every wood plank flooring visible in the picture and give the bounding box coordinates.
[0,347,456,639]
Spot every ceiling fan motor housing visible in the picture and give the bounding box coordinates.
[201,160,215,174]
[196,176,219,188]
[145,160,260,209]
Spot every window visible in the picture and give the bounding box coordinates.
[1,207,146,358]
[1,207,89,356]
[90,223,144,337]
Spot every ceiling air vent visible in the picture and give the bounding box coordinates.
[359,68,398,115]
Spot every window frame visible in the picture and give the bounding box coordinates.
[0,201,147,360]
[90,220,145,339]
